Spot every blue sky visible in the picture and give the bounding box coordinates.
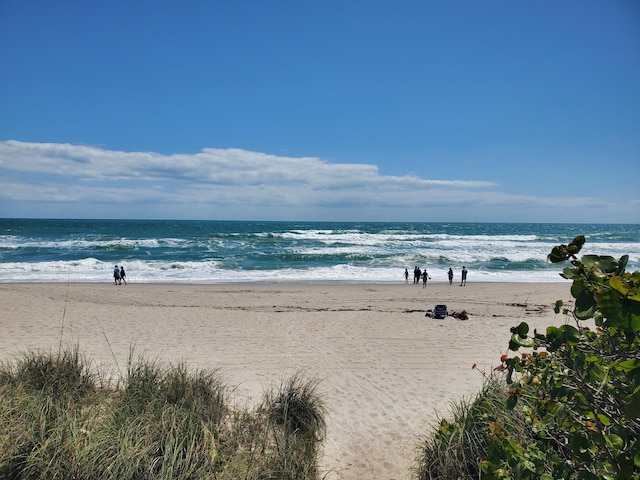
[1,1,638,223]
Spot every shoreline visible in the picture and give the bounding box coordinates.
[1,281,576,480]
[0,278,568,285]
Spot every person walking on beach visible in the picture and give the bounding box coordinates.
[448,268,454,285]
[404,269,409,283]
[120,266,127,285]
[113,265,121,285]
[422,269,430,288]
[460,266,467,286]
[413,266,419,284]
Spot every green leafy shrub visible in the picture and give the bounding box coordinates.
[414,236,639,480]
[488,236,640,479]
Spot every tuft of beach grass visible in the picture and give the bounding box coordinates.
[412,373,530,480]
[0,346,326,480]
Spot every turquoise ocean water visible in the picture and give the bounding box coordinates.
[0,219,638,283]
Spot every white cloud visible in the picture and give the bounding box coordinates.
[0,139,635,222]
[0,140,495,187]
[0,139,493,196]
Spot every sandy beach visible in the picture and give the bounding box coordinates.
[0,281,575,480]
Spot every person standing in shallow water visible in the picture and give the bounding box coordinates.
[460,266,467,286]
[448,268,454,285]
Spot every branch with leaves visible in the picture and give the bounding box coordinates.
[482,236,640,480]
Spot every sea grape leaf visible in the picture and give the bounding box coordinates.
[605,433,624,452]
[509,333,534,350]
[561,325,580,344]
[610,276,630,296]
[625,283,640,303]
[548,245,570,264]
[581,255,620,275]
[618,358,640,373]
[598,289,640,333]
[554,300,563,314]
[513,321,529,337]
[567,235,585,254]
[548,236,585,263]
[615,255,629,276]
[545,326,563,352]
[545,325,580,352]
[610,276,640,302]
[561,266,582,280]
[572,279,597,319]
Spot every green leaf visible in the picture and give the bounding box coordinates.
[605,433,624,452]
[572,279,597,320]
[548,237,585,263]
[561,324,581,344]
[618,358,640,373]
[615,255,629,275]
[569,235,586,252]
[597,413,611,426]
[516,321,529,337]
[544,325,581,351]
[599,289,640,333]
[582,254,621,275]
[554,299,563,314]
[546,326,564,352]
[561,266,582,280]
[610,276,628,295]
[510,333,534,349]
[548,245,570,264]
[610,275,640,302]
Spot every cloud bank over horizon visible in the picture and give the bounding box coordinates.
[0,140,634,223]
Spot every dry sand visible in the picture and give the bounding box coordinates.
[0,281,574,480]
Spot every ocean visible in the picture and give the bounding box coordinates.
[0,219,638,284]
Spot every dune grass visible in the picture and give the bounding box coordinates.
[412,374,531,480]
[0,346,326,480]
[261,373,327,479]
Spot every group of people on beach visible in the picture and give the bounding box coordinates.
[405,266,432,288]
[404,266,467,286]
[113,265,127,285]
